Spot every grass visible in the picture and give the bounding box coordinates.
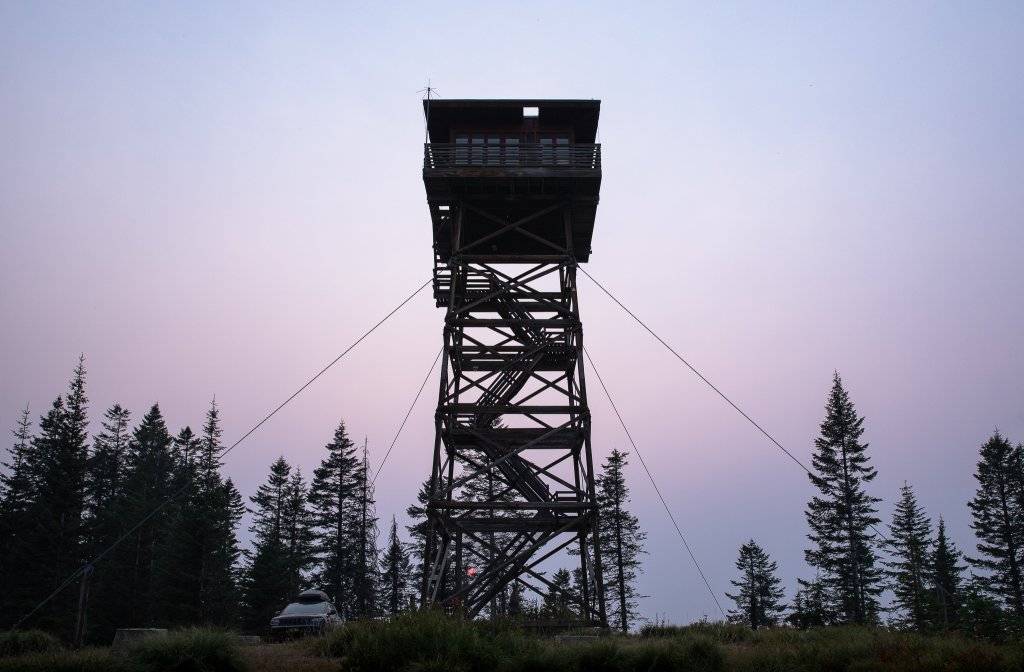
[638,622,1024,672]
[0,629,62,657]
[0,628,247,672]
[1,617,1021,672]
[126,628,247,672]
[307,611,725,672]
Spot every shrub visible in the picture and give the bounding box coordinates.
[313,611,538,672]
[639,620,753,645]
[0,629,62,657]
[0,648,128,672]
[728,625,1024,672]
[125,628,247,672]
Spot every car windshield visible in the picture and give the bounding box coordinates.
[280,602,328,615]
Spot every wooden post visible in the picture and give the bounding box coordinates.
[72,564,94,648]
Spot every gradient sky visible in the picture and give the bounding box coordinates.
[2,2,1022,624]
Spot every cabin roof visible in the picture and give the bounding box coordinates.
[424,99,600,143]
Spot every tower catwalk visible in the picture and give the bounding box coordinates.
[420,100,606,624]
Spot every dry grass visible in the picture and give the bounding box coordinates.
[2,618,1021,672]
[242,641,338,672]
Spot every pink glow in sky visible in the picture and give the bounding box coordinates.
[2,2,1023,624]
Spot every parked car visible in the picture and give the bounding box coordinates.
[269,590,342,638]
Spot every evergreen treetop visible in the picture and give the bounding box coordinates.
[884,482,933,631]
[930,515,966,629]
[967,431,1024,620]
[804,372,883,625]
[597,448,646,633]
[726,539,786,629]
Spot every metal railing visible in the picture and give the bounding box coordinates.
[424,143,601,170]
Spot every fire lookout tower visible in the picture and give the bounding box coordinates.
[421,99,607,624]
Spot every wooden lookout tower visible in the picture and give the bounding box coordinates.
[421,99,607,625]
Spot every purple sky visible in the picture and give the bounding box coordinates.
[2,2,1022,623]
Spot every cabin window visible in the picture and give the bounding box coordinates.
[523,106,539,118]
[539,134,570,165]
[505,137,519,165]
[454,135,469,165]
[486,136,501,165]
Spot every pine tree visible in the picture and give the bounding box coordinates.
[788,577,830,629]
[0,406,37,628]
[281,467,315,597]
[804,373,883,624]
[1,406,35,519]
[113,404,176,627]
[884,482,933,631]
[352,439,380,618]
[380,516,413,616]
[191,401,244,625]
[930,516,965,629]
[309,419,361,617]
[85,405,132,541]
[172,426,200,479]
[967,432,1024,621]
[20,359,91,634]
[83,404,132,641]
[406,477,442,606]
[960,577,1008,641]
[597,448,646,633]
[153,401,243,627]
[241,457,295,631]
[508,580,524,618]
[725,540,785,629]
[542,568,576,620]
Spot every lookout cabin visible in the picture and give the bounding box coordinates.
[422,99,602,263]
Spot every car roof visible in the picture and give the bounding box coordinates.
[296,589,331,603]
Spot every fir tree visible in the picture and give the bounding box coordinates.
[542,568,576,620]
[21,359,91,634]
[1,406,35,519]
[0,406,36,628]
[960,577,1009,641]
[930,516,965,629]
[172,426,200,479]
[597,448,646,633]
[571,567,597,620]
[309,419,361,617]
[113,404,176,626]
[198,401,245,625]
[725,540,785,629]
[788,576,830,629]
[193,401,244,625]
[154,401,243,627]
[379,516,413,616]
[353,439,380,618]
[507,580,524,618]
[405,477,432,596]
[82,404,132,641]
[804,373,883,624]
[967,432,1024,620]
[85,405,132,538]
[884,482,933,631]
[241,457,295,631]
[281,467,315,597]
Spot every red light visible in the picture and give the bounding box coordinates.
[466,566,478,578]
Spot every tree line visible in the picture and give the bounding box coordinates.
[5,360,1018,641]
[0,358,648,642]
[724,373,1023,641]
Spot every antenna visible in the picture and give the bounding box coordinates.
[418,79,440,143]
